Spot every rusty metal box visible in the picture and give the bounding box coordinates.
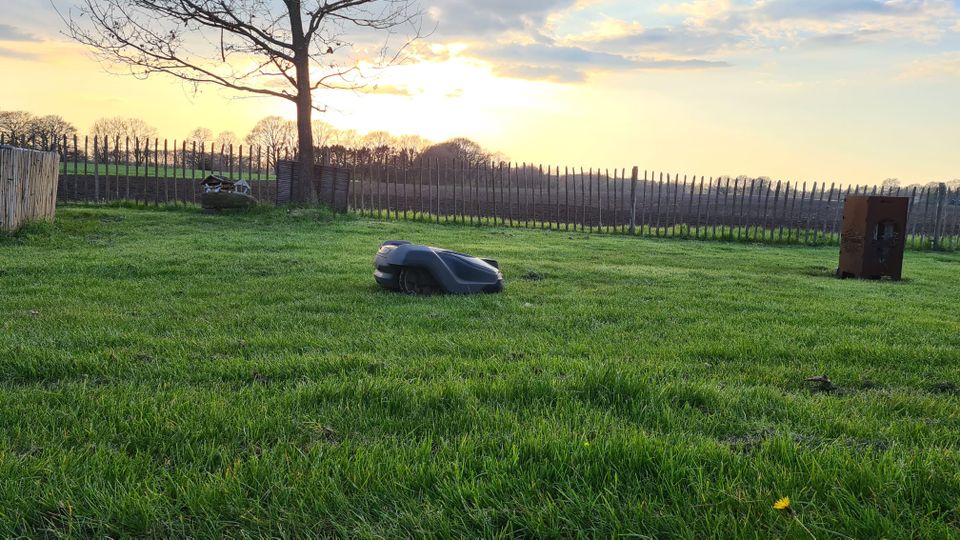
[839,196,909,280]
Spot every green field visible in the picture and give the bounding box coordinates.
[2,206,959,537]
[61,162,276,180]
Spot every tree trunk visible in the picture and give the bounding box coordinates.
[290,7,317,203]
[294,83,316,203]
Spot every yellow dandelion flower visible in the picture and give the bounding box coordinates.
[773,497,791,511]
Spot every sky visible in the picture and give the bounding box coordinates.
[1,0,959,185]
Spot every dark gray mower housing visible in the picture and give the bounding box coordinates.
[374,241,504,295]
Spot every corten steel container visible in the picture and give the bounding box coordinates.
[838,196,909,280]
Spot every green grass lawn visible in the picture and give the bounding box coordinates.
[2,205,959,537]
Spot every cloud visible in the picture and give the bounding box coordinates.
[475,42,636,82]
[359,84,416,96]
[495,64,588,83]
[560,17,646,43]
[29,0,955,87]
[481,42,637,70]
[756,0,902,20]
[426,0,583,37]
[666,0,960,47]
[581,26,743,56]
[653,0,960,58]
[417,1,752,83]
[0,46,39,60]
[0,24,36,42]
[898,52,960,79]
[416,0,959,84]
[659,0,735,27]
[802,28,891,48]
[632,58,732,69]
[474,42,730,82]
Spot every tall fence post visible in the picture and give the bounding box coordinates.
[93,136,100,201]
[628,166,639,235]
[932,182,948,250]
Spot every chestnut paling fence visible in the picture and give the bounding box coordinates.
[4,133,959,251]
[347,162,958,251]
[2,133,285,206]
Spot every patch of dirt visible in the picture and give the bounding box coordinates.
[804,375,838,393]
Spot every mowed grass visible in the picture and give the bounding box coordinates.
[1,206,959,538]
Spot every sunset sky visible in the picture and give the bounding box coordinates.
[2,0,959,184]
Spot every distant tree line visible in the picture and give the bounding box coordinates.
[881,178,960,190]
[0,109,505,176]
[0,111,78,149]
[11,109,951,190]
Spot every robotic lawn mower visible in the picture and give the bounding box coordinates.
[374,241,504,295]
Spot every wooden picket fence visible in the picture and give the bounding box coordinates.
[2,133,283,206]
[0,146,60,232]
[347,161,959,251]
[4,133,958,250]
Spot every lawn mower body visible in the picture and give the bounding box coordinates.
[374,241,504,295]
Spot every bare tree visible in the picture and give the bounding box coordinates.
[90,117,158,161]
[65,0,423,202]
[180,127,214,169]
[395,134,430,158]
[361,130,396,150]
[91,117,158,141]
[421,137,492,167]
[0,111,77,148]
[882,178,901,190]
[246,115,296,171]
[312,119,336,149]
[328,128,360,149]
[215,131,240,148]
[0,111,39,142]
[186,127,214,143]
[32,115,79,145]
